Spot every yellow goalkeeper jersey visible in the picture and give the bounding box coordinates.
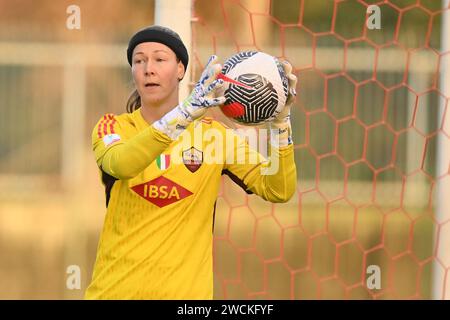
[85,108,296,299]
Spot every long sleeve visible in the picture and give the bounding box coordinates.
[92,114,172,180]
[223,131,297,203]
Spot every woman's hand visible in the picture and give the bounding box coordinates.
[153,55,225,140]
[269,60,297,147]
[273,60,297,124]
[180,55,226,120]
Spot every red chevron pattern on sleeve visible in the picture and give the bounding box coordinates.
[97,114,117,138]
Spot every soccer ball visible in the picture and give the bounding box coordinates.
[216,51,289,125]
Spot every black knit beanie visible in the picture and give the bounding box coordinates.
[127,25,189,71]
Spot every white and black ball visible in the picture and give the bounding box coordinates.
[217,51,289,125]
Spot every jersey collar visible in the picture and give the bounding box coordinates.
[133,108,151,129]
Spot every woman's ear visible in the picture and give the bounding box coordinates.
[177,61,185,81]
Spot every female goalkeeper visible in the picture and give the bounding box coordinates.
[85,25,297,299]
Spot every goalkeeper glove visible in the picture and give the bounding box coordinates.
[153,55,226,140]
[269,60,298,147]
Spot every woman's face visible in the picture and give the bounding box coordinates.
[131,42,185,106]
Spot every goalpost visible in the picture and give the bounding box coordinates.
[433,0,450,300]
[154,0,192,103]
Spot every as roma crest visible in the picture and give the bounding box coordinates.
[182,147,203,173]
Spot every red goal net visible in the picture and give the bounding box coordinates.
[192,0,450,299]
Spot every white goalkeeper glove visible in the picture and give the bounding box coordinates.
[269,60,297,147]
[153,55,226,140]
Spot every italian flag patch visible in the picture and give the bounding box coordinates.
[156,154,170,170]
